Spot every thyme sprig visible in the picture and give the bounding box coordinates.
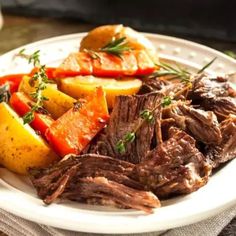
[154,57,216,83]
[100,37,132,58]
[17,49,50,124]
[115,96,171,154]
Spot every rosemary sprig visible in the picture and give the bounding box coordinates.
[17,49,49,124]
[154,58,216,83]
[100,37,132,58]
[154,62,191,83]
[197,57,216,74]
[115,97,171,154]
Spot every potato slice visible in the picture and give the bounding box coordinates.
[59,76,142,108]
[80,24,158,62]
[0,102,59,174]
[19,76,76,119]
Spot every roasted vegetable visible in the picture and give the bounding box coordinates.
[0,102,58,174]
[0,74,25,93]
[46,87,109,157]
[19,75,76,119]
[55,50,155,78]
[10,92,54,137]
[59,75,142,108]
[79,24,158,62]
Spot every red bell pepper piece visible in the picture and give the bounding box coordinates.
[0,74,25,93]
[45,87,109,157]
[29,67,58,79]
[10,92,54,137]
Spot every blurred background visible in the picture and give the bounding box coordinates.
[0,0,236,55]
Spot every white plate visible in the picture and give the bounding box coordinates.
[0,33,236,234]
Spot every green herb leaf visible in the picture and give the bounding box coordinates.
[161,96,172,107]
[16,49,49,124]
[22,111,34,124]
[140,109,154,123]
[197,57,216,74]
[101,37,132,58]
[124,132,136,143]
[115,140,126,154]
[155,62,191,84]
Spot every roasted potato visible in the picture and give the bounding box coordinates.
[19,76,76,119]
[0,102,59,174]
[59,76,142,108]
[80,24,158,62]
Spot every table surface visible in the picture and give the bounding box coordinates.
[0,13,236,236]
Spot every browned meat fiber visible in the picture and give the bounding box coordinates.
[190,74,236,101]
[205,115,236,168]
[162,101,221,144]
[88,92,163,164]
[29,154,160,213]
[133,127,212,198]
[189,74,236,120]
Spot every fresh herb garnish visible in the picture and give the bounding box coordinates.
[197,57,216,74]
[0,84,11,103]
[154,62,191,83]
[115,132,136,154]
[140,109,154,123]
[161,96,172,107]
[115,98,167,154]
[17,49,50,124]
[100,37,132,58]
[154,58,216,83]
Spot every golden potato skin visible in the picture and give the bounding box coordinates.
[19,76,76,119]
[80,24,158,62]
[0,103,59,175]
[59,76,142,108]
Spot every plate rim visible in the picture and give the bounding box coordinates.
[0,32,236,234]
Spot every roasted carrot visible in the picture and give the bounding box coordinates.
[54,50,155,78]
[45,87,109,157]
[10,92,54,137]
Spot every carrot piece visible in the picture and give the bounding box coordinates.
[45,87,109,157]
[10,92,54,137]
[121,51,138,76]
[0,74,25,93]
[54,50,155,78]
[135,50,156,75]
[92,52,124,77]
[55,52,93,78]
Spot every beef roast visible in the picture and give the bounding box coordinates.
[162,101,222,144]
[132,127,211,198]
[202,97,236,120]
[61,177,160,213]
[29,154,160,213]
[88,92,163,163]
[189,74,236,120]
[139,76,188,99]
[190,74,236,101]
[205,115,236,168]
